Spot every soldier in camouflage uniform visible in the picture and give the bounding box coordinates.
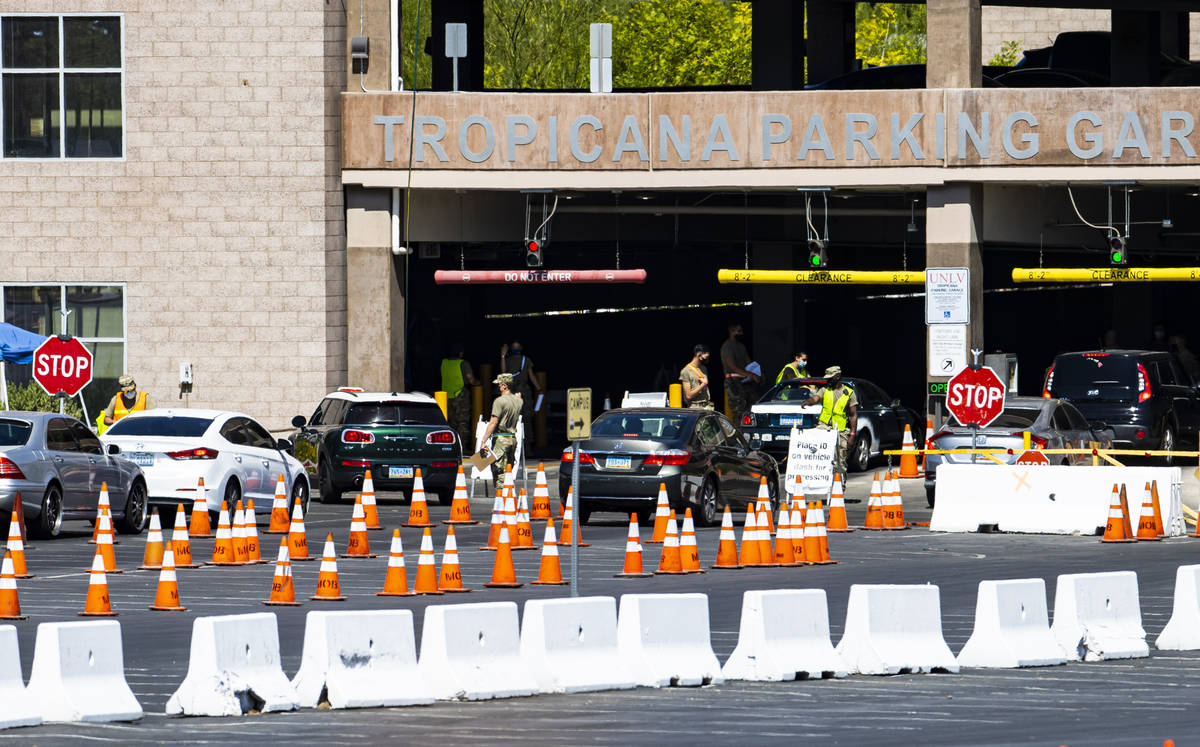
[481,373,523,478]
[720,322,760,428]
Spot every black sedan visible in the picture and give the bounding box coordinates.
[558,407,780,526]
[741,377,923,472]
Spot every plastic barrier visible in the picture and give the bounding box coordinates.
[26,620,143,723]
[292,610,434,709]
[930,465,1183,535]
[835,585,959,675]
[956,579,1067,668]
[1157,565,1200,650]
[520,596,636,694]
[1050,571,1148,661]
[166,612,299,716]
[721,589,848,681]
[417,601,537,701]
[616,593,723,687]
[0,625,40,729]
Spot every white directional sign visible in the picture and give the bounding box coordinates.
[926,267,970,324]
[929,324,967,375]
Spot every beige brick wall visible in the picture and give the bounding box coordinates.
[1,2,347,430]
[983,9,1200,63]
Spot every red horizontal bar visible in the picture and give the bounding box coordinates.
[434,269,647,285]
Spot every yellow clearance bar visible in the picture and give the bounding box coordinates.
[717,269,925,285]
[1012,267,1200,283]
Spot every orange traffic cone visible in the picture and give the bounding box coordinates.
[80,548,116,616]
[263,538,301,606]
[738,505,760,566]
[502,490,519,550]
[899,424,920,478]
[479,489,504,551]
[923,418,934,472]
[231,500,250,564]
[148,549,187,611]
[532,518,568,585]
[360,470,382,530]
[773,502,798,566]
[94,509,121,574]
[170,504,197,568]
[558,487,590,547]
[1149,480,1165,538]
[616,513,653,577]
[1118,483,1136,539]
[789,498,808,563]
[862,472,885,530]
[341,494,377,558]
[245,499,263,563]
[377,529,416,596]
[803,501,823,562]
[484,525,523,588]
[0,552,25,619]
[1101,484,1136,543]
[138,508,165,570]
[438,527,471,592]
[680,508,705,574]
[10,493,26,548]
[413,527,444,595]
[885,471,908,530]
[530,463,552,520]
[756,504,778,567]
[206,501,236,566]
[654,511,684,574]
[189,477,212,537]
[288,502,313,561]
[810,501,837,564]
[755,477,775,534]
[513,489,535,550]
[1136,483,1162,541]
[90,482,112,544]
[827,473,853,532]
[648,484,670,543]
[266,475,290,533]
[405,469,432,527]
[310,533,345,600]
[5,509,31,579]
[711,505,741,570]
[444,466,477,524]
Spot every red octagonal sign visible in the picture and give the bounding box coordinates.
[33,336,94,398]
[946,365,1006,428]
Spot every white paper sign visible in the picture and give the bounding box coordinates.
[621,391,668,408]
[925,267,970,324]
[929,324,967,375]
[784,426,837,494]
[469,417,493,483]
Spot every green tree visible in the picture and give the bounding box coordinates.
[854,3,926,67]
[988,40,1022,67]
[5,381,83,419]
[607,0,751,88]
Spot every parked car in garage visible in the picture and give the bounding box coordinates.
[558,407,780,526]
[0,411,147,538]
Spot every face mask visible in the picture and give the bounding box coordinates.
[798,360,807,368]
[510,347,522,355]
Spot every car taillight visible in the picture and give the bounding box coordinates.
[167,447,218,460]
[560,449,595,464]
[742,413,755,426]
[1136,429,1146,440]
[341,459,371,467]
[643,449,690,467]
[426,431,455,444]
[0,457,25,479]
[1042,365,1054,398]
[341,429,375,444]
[1030,435,1048,448]
[928,430,952,446]
[431,460,458,468]
[1137,363,1152,403]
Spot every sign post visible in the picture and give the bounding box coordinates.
[945,352,1006,464]
[566,387,592,598]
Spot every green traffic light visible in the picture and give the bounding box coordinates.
[810,254,821,267]
[1110,250,1124,264]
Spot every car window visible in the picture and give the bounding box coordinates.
[243,420,276,449]
[1154,359,1177,385]
[46,419,78,452]
[0,419,32,447]
[1062,403,1090,431]
[718,416,748,447]
[591,413,691,439]
[69,421,103,454]
[323,399,347,425]
[308,399,328,427]
[853,381,887,406]
[1169,357,1192,387]
[105,416,213,437]
[1052,406,1072,431]
[770,380,819,403]
[983,408,1041,429]
[219,417,249,445]
[694,416,723,449]
[345,401,446,426]
[1048,354,1138,402]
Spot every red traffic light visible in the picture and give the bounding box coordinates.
[526,239,539,253]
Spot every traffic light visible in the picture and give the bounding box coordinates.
[807,239,827,268]
[1108,235,1127,265]
[524,238,543,268]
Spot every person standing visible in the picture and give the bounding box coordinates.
[802,366,858,475]
[441,343,480,449]
[720,323,759,426]
[501,340,542,444]
[101,374,152,431]
[480,373,523,477]
[775,351,809,384]
[679,345,713,409]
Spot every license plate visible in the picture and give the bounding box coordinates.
[976,436,987,446]
[128,452,154,467]
[606,456,632,469]
[779,415,804,426]
[388,466,414,479]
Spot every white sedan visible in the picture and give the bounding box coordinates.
[100,409,310,516]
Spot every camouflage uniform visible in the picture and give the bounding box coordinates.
[448,390,472,449]
[679,361,714,410]
[489,375,524,477]
[720,337,753,426]
[812,380,858,475]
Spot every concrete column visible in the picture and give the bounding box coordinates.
[751,242,797,381]
[346,0,393,92]
[1112,11,1162,86]
[429,0,484,91]
[1160,12,1189,59]
[926,0,981,88]
[752,0,805,90]
[805,0,855,85]
[345,186,405,391]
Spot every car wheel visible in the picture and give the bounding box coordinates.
[765,473,780,513]
[318,459,342,504]
[579,505,592,525]
[31,483,63,540]
[636,508,654,525]
[851,431,872,472]
[434,489,452,506]
[1161,424,1176,466]
[115,479,147,535]
[698,477,719,527]
[290,477,310,515]
[926,486,936,509]
[224,477,241,508]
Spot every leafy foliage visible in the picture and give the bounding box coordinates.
[855,3,927,67]
[988,40,1022,67]
[5,381,83,418]
[607,0,752,88]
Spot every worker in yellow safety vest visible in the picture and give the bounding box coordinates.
[801,366,858,475]
[100,374,152,434]
[775,352,809,384]
[441,343,480,449]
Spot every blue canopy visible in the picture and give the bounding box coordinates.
[0,322,46,365]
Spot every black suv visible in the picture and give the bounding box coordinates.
[1043,350,1200,458]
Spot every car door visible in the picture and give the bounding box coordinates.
[1163,357,1200,444]
[244,417,290,499]
[721,414,769,494]
[1050,404,1079,462]
[694,415,740,502]
[860,381,901,450]
[218,417,265,501]
[1060,403,1096,465]
[45,417,89,512]
[69,419,117,502]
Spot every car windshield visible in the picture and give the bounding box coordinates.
[105,416,214,438]
[1049,355,1138,402]
[590,413,691,440]
[345,402,446,426]
[767,380,821,402]
[0,419,32,447]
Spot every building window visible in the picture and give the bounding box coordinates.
[1,15,122,159]
[2,284,125,420]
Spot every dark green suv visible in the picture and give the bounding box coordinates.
[289,390,462,504]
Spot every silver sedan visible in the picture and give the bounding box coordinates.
[0,411,147,538]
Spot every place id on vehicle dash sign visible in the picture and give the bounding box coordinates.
[785,427,837,494]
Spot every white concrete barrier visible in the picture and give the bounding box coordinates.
[1050,571,1148,661]
[0,625,40,729]
[166,613,299,716]
[26,621,142,722]
[722,589,848,681]
[956,579,1066,668]
[417,601,537,701]
[520,596,636,694]
[930,465,1183,535]
[292,610,434,709]
[835,585,959,675]
[1157,565,1200,650]
[616,593,723,687]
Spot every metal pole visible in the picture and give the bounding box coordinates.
[570,440,580,597]
[971,423,978,464]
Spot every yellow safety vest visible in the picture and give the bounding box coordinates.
[112,391,148,421]
[775,362,807,384]
[441,358,466,399]
[819,386,853,431]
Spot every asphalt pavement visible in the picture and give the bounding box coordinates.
[3,463,1200,745]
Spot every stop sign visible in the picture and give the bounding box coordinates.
[33,336,94,397]
[946,365,1006,428]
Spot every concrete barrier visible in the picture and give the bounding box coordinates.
[835,584,959,675]
[0,625,40,729]
[166,612,299,716]
[1157,565,1200,650]
[292,610,434,709]
[956,579,1067,668]
[930,465,1183,535]
[417,601,537,700]
[616,593,723,687]
[26,620,142,722]
[722,589,848,681]
[1050,571,1148,661]
[520,596,636,694]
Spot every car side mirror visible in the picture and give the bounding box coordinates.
[291,415,306,428]
[106,443,121,455]
[891,399,902,408]
[274,438,292,452]
[748,437,762,450]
